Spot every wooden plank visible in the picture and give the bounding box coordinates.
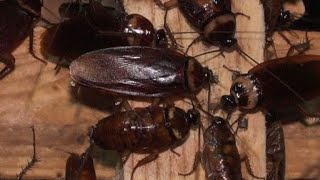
[0,0,266,180]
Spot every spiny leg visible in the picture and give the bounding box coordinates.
[130,153,159,180]
[0,53,15,80]
[29,28,47,64]
[16,126,38,180]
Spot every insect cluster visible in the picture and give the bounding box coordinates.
[1,0,320,180]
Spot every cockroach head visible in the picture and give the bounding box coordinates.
[223,74,262,110]
[221,38,237,52]
[186,109,200,127]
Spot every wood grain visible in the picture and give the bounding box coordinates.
[1,0,301,179]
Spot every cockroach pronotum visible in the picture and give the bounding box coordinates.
[179,116,262,180]
[16,126,38,180]
[153,0,251,54]
[89,105,200,179]
[221,55,320,125]
[266,113,286,180]
[65,153,97,180]
[0,0,45,80]
[69,46,217,104]
[41,0,168,71]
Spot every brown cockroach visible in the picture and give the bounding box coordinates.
[41,0,168,71]
[153,0,251,55]
[69,46,217,105]
[65,153,97,180]
[179,116,262,180]
[89,105,200,179]
[266,113,286,180]
[221,55,320,126]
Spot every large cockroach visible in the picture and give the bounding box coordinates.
[69,46,216,102]
[41,0,168,70]
[154,0,249,54]
[0,0,44,79]
[65,153,97,180]
[89,105,200,179]
[221,55,320,125]
[179,116,262,179]
[266,113,286,180]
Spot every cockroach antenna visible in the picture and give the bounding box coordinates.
[16,126,39,180]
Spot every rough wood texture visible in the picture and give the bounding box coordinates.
[0,0,267,179]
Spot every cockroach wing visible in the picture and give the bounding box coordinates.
[70,47,187,97]
[0,3,33,52]
[249,55,320,110]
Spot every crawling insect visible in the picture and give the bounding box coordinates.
[89,105,200,179]
[179,116,262,179]
[41,0,168,72]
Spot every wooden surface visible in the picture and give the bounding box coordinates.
[1,0,319,180]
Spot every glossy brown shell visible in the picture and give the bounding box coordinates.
[70,46,207,97]
[65,153,97,180]
[177,0,231,30]
[201,118,242,180]
[0,1,33,53]
[249,55,320,110]
[90,106,191,153]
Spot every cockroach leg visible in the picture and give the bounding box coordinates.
[241,155,265,179]
[163,11,183,49]
[222,65,241,80]
[29,29,47,64]
[16,126,38,180]
[153,0,177,10]
[184,36,202,55]
[178,151,201,176]
[130,153,159,180]
[286,31,311,57]
[170,148,181,157]
[121,99,132,111]
[0,53,15,80]
[120,151,131,164]
[234,12,251,19]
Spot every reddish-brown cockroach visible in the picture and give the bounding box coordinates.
[89,105,200,179]
[0,0,45,79]
[221,55,320,125]
[65,153,97,180]
[41,0,168,70]
[69,46,217,101]
[16,126,38,180]
[154,0,249,54]
[179,116,262,180]
[266,113,285,180]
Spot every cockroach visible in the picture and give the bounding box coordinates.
[179,116,262,179]
[0,0,45,79]
[69,46,217,102]
[221,55,320,125]
[65,153,97,180]
[266,113,285,180]
[16,126,38,180]
[41,0,168,70]
[89,105,200,179]
[288,0,320,31]
[154,0,249,54]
